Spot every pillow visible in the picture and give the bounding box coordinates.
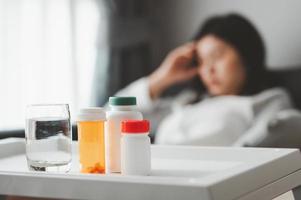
[262,109,301,148]
[240,109,301,148]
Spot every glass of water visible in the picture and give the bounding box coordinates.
[25,104,72,172]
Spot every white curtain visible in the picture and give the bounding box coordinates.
[0,0,105,129]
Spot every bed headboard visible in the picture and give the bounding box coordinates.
[268,67,301,110]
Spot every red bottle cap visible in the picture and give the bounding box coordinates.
[121,120,150,134]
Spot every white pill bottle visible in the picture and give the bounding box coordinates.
[121,120,151,176]
[106,97,143,173]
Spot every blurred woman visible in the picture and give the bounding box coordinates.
[116,13,292,146]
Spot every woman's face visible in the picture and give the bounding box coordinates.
[196,35,246,96]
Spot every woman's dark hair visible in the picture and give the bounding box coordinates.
[194,13,269,95]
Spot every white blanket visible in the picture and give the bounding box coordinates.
[116,77,292,146]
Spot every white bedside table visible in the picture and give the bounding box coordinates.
[0,138,301,200]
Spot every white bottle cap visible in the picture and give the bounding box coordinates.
[77,107,106,121]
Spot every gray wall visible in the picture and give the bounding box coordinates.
[153,0,301,69]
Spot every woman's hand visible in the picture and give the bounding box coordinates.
[149,43,198,99]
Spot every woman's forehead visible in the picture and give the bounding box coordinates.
[196,35,227,57]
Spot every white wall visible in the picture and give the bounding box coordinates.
[156,0,301,69]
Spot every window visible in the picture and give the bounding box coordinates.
[0,0,106,130]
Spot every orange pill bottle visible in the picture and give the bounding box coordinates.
[77,108,106,173]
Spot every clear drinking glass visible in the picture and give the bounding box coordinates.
[25,104,72,172]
